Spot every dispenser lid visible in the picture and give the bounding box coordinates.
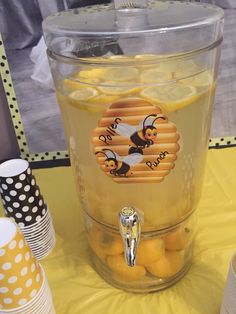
[43,1,224,58]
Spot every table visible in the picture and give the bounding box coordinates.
[1,147,236,314]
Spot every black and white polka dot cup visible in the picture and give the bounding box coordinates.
[21,207,56,261]
[0,159,56,260]
[0,159,46,226]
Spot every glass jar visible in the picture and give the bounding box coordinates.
[43,1,224,292]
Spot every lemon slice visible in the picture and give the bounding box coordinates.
[78,67,139,82]
[85,94,119,112]
[78,68,107,80]
[140,68,172,83]
[180,71,213,88]
[98,82,141,96]
[63,78,86,91]
[158,62,178,73]
[140,83,198,112]
[105,67,139,82]
[69,88,119,113]
[69,87,98,101]
[172,60,200,79]
[88,94,119,105]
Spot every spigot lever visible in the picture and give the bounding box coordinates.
[119,207,141,267]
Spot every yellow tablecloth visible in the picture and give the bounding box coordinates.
[1,147,236,314]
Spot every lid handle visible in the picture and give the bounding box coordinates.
[114,0,148,9]
[114,0,148,31]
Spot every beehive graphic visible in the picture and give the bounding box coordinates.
[92,98,180,183]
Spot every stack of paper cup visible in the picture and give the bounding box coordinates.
[220,254,236,314]
[0,159,56,260]
[0,218,55,313]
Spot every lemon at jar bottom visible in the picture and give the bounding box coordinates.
[89,227,124,256]
[164,226,191,251]
[147,251,184,278]
[107,254,146,281]
[136,238,165,266]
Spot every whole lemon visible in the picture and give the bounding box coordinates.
[107,254,146,281]
[88,227,123,257]
[136,238,165,266]
[147,251,184,278]
[165,226,191,251]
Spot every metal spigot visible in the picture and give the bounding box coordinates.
[119,207,141,267]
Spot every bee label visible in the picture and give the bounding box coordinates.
[146,151,169,170]
[92,98,180,183]
[98,117,122,145]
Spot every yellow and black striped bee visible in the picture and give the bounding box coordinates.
[96,149,143,177]
[116,114,166,154]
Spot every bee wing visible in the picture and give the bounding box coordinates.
[137,116,155,130]
[143,116,156,127]
[116,123,137,137]
[102,149,122,161]
[122,153,143,166]
[141,114,166,129]
[138,120,144,131]
[114,152,122,161]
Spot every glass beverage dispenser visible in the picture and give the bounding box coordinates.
[43,1,224,292]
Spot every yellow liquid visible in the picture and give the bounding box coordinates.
[56,62,215,231]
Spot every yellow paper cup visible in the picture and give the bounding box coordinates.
[0,265,55,314]
[0,218,43,310]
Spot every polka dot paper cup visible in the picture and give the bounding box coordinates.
[0,218,43,310]
[19,207,56,261]
[0,159,46,227]
[18,205,50,233]
[0,159,56,261]
[0,266,55,314]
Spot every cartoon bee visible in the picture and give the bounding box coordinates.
[116,114,166,154]
[96,149,143,177]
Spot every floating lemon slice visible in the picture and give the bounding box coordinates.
[68,88,118,112]
[105,67,139,82]
[78,67,139,82]
[68,87,98,110]
[141,83,198,112]
[88,94,119,105]
[180,71,213,88]
[140,68,172,83]
[85,95,119,112]
[69,87,98,101]
[78,68,107,80]
[158,62,178,73]
[63,78,85,91]
[172,60,200,79]
[98,82,141,96]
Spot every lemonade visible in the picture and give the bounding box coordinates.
[54,55,214,292]
[56,56,215,230]
[54,56,216,292]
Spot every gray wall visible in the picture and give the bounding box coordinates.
[0,78,20,162]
